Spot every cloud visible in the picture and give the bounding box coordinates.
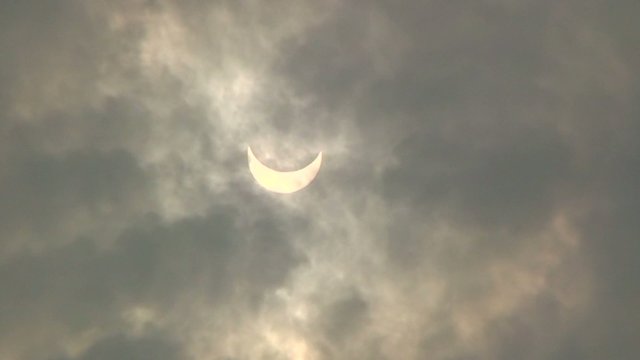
[58,334,184,360]
[0,0,638,359]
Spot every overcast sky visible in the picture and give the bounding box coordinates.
[1,1,639,359]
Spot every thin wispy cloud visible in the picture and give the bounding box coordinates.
[1,1,638,359]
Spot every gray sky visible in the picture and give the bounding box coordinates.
[1,1,639,359]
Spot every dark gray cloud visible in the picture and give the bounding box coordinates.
[0,206,300,358]
[56,334,184,360]
[0,0,638,359]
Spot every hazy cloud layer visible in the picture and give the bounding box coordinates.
[1,0,638,359]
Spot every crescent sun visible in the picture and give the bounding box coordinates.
[247,146,322,194]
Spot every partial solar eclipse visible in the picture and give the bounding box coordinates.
[247,146,322,194]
